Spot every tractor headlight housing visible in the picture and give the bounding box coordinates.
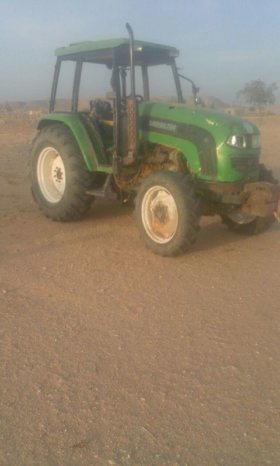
[227,135,246,148]
[251,134,261,148]
[227,134,260,149]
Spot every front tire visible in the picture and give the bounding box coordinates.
[222,164,278,234]
[31,124,93,221]
[135,171,200,256]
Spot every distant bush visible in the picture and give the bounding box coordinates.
[237,80,278,112]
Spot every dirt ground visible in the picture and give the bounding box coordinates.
[0,114,280,466]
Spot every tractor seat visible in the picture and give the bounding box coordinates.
[89,99,113,123]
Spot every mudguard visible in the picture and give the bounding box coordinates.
[37,113,112,174]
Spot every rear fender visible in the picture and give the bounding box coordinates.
[37,114,108,172]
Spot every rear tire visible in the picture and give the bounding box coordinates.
[135,171,200,256]
[222,164,278,234]
[31,124,93,221]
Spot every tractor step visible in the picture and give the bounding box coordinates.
[86,174,117,200]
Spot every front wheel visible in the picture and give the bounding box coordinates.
[135,171,200,256]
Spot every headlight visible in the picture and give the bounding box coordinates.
[227,135,246,148]
[251,134,260,148]
[227,134,260,149]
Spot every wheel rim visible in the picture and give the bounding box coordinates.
[141,185,178,244]
[227,210,256,224]
[37,147,66,203]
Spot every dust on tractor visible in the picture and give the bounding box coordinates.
[31,24,280,256]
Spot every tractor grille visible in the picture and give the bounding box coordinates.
[243,134,260,149]
[231,155,259,173]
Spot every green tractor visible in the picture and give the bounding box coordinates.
[31,24,280,256]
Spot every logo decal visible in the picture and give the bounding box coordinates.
[149,119,177,133]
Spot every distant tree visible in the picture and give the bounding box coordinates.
[236,80,278,111]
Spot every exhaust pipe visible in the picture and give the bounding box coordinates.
[126,23,136,99]
[124,23,138,165]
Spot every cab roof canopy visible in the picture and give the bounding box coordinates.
[55,38,179,67]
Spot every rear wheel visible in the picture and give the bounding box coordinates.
[135,171,200,256]
[31,124,93,221]
[222,164,278,234]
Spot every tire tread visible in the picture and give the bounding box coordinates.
[31,124,93,222]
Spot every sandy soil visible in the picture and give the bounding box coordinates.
[0,114,280,466]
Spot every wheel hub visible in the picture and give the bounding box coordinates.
[142,186,178,244]
[53,166,63,183]
[37,147,66,203]
[154,203,169,223]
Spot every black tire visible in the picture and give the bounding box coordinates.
[222,164,278,235]
[135,171,200,256]
[31,124,93,221]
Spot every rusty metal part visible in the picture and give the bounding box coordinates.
[141,185,179,244]
[114,168,141,191]
[139,162,173,178]
[143,146,188,174]
[240,181,280,218]
[115,145,187,191]
[114,162,170,191]
[197,181,245,195]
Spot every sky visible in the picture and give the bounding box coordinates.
[1,0,280,104]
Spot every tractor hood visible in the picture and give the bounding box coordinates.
[138,101,259,142]
[138,101,260,182]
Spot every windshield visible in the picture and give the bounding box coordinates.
[148,64,178,102]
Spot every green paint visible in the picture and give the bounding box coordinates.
[39,102,260,183]
[38,113,112,173]
[47,36,261,185]
[138,101,260,182]
[55,38,178,62]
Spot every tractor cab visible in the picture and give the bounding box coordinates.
[48,26,181,170]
